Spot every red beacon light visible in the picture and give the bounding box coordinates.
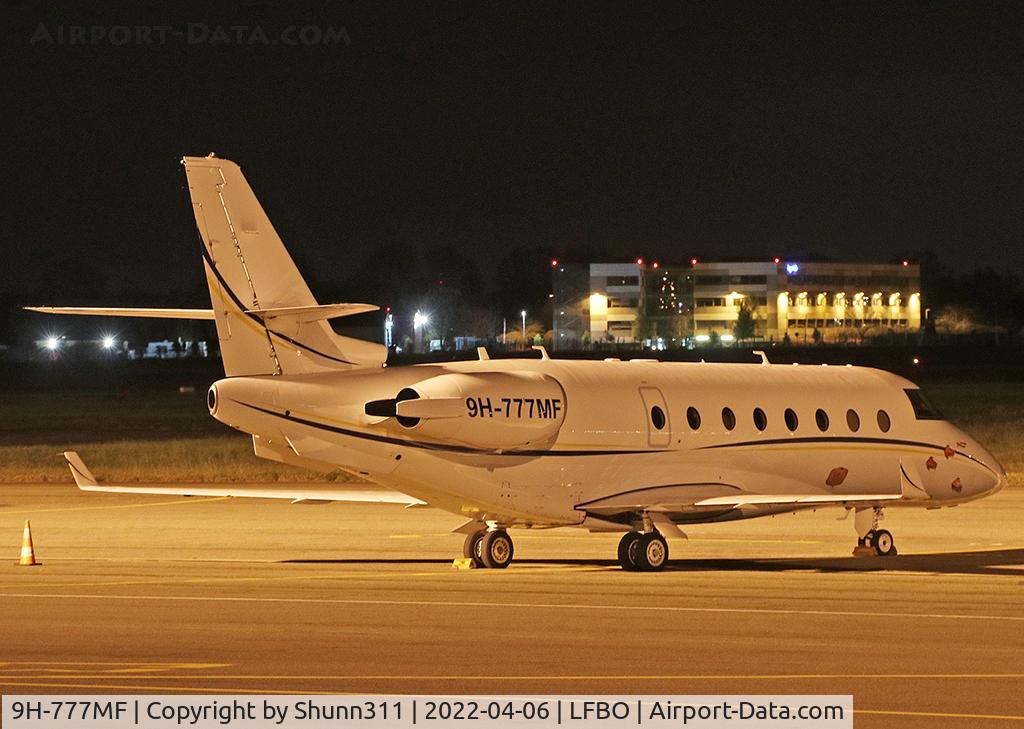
[774,257,780,264]
[902,260,909,267]
[652,262,660,269]
[690,257,698,265]
[635,257,644,266]
[550,259,558,267]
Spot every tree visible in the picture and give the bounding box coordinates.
[633,308,652,342]
[733,301,756,343]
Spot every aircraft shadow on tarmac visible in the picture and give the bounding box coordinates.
[282,548,1024,577]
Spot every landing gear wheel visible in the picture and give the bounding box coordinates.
[480,530,514,569]
[635,532,669,572]
[617,532,643,571]
[871,529,897,557]
[463,530,487,568]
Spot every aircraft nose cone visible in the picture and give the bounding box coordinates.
[973,450,1007,496]
[989,462,1008,495]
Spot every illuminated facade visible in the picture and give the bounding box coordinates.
[692,260,921,342]
[553,262,644,345]
[553,259,921,347]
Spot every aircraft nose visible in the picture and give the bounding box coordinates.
[989,460,1008,495]
[972,447,1006,496]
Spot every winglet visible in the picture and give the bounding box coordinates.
[62,451,98,489]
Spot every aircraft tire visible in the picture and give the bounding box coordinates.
[464,530,487,567]
[635,532,669,572]
[617,532,643,571]
[480,530,514,569]
[871,529,897,557]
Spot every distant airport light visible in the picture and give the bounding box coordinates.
[652,262,660,269]
[690,258,698,265]
[902,260,909,267]
[720,334,735,342]
[551,259,558,267]
[913,357,920,365]
[694,334,710,342]
[45,336,59,351]
[635,257,644,266]
[413,311,428,329]
[102,336,115,350]
[786,263,800,274]
[774,257,780,264]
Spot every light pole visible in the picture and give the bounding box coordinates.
[413,310,428,353]
[520,310,527,345]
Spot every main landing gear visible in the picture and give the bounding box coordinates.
[464,528,514,569]
[617,530,668,572]
[852,506,897,557]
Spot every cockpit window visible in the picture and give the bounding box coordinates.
[904,389,943,420]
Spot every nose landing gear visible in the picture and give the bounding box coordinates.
[852,507,898,557]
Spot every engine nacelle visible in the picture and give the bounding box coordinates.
[368,371,566,451]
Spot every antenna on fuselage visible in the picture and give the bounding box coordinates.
[752,350,770,366]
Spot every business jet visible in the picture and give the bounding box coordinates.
[28,155,1006,571]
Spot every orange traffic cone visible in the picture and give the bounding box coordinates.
[18,520,40,566]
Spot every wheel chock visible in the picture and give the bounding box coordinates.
[451,558,476,570]
[851,545,875,557]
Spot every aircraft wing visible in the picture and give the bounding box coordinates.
[577,483,904,516]
[62,452,424,506]
[692,492,902,507]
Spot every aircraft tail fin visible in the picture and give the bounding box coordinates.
[181,155,385,376]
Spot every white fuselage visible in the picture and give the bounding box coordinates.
[208,359,1006,530]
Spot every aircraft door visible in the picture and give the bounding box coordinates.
[639,387,671,448]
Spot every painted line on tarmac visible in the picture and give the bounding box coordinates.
[0,680,332,694]
[1,673,1022,681]
[5,592,1024,623]
[0,496,230,515]
[0,565,608,591]
[0,659,227,667]
[0,569,484,590]
[857,708,1024,721]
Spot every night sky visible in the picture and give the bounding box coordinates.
[4,1,1023,314]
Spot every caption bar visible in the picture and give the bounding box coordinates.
[3,695,851,728]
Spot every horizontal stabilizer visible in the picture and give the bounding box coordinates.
[246,303,378,322]
[61,452,423,505]
[25,306,215,320]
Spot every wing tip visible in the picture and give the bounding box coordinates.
[62,451,98,488]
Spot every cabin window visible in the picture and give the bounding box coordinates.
[904,389,943,420]
[877,409,891,433]
[846,409,860,432]
[721,407,736,431]
[650,406,666,430]
[753,407,767,431]
[686,406,701,430]
[784,408,798,431]
[815,408,829,432]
